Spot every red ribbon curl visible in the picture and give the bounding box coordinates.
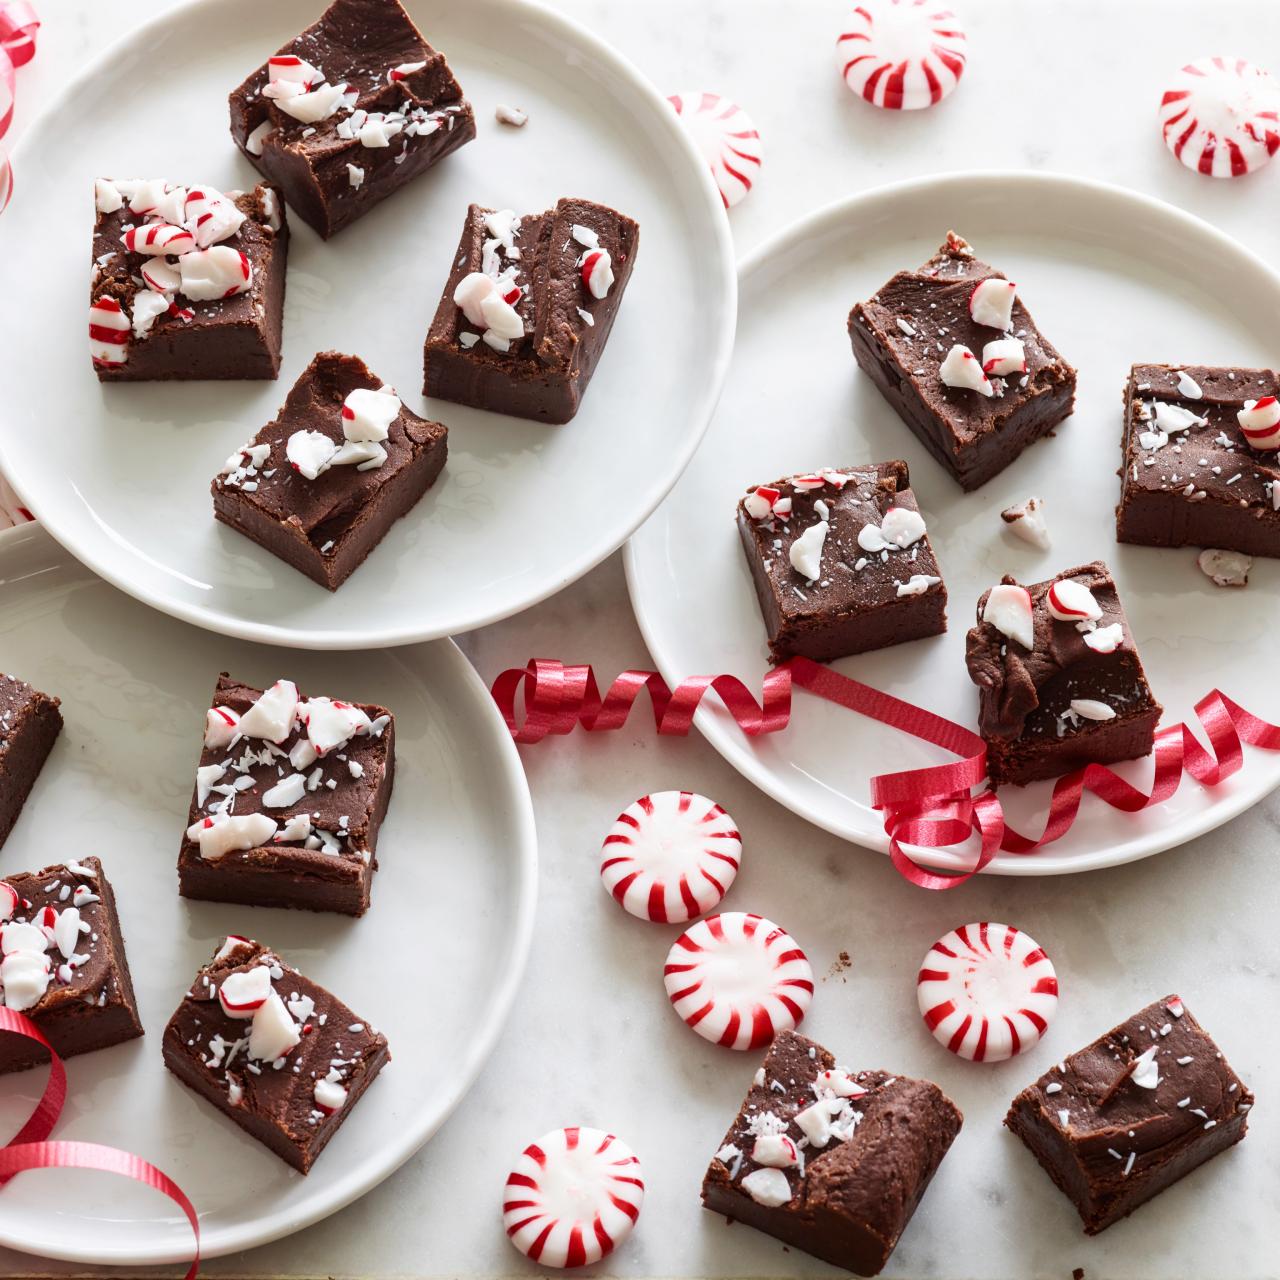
[491,659,1280,888]
[0,1,39,213]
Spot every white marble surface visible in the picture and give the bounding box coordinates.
[4,0,1280,1276]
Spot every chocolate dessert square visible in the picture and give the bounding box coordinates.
[179,673,395,916]
[1006,995,1253,1235]
[228,0,475,239]
[1116,364,1280,557]
[702,1030,962,1277]
[212,351,448,591]
[965,561,1162,787]
[737,461,947,663]
[162,936,390,1173]
[423,198,639,423]
[0,858,143,1074]
[90,178,288,381]
[848,232,1076,490]
[0,673,62,851]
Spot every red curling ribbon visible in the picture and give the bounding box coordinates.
[491,659,1280,889]
[0,1,39,214]
[0,1008,201,1277]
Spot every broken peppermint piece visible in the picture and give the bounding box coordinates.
[341,386,401,442]
[178,246,253,301]
[897,574,941,597]
[1069,699,1116,721]
[237,678,300,742]
[982,337,1026,376]
[216,964,272,1017]
[187,812,278,861]
[581,248,615,299]
[1082,622,1124,654]
[1001,496,1050,550]
[494,103,528,126]
[1046,578,1102,622]
[969,277,1017,329]
[1153,401,1205,434]
[1237,396,1280,450]
[789,520,828,580]
[982,583,1034,650]
[1197,547,1252,587]
[939,344,993,396]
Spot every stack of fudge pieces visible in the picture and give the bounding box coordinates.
[89,0,639,589]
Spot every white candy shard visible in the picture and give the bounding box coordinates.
[982,583,1034,650]
[1,922,48,956]
[248,990,302,1061]
[982,337,1026,376]
[789,520,829,579]
[969,277,1017,329]
[1175,369,1203,399]
[183,187,246,248]
[287,429,339,480]
[582,248,614,299]
[897,574,940,597]
[263,773,308,808]
[196,763,226,805]
[1083,623,1124,654]
[0,951,51,1011]
[275,80,349,123]
[130,290,170,339]
[186,812,278,861]
[300,697,371,755]
[1046,578,1102,622]
[0,883,17,922]
[1069,699,1116,721]
[1000,496,1050,550]
[314,1076,349,1113]
[238,679,299,743]
[347,163,365,189]
[342,387,400,442]
[141,257,181,294]
[939,344,993,395]
[1130,1046,1160,1089]
[217,965,272,1018]
[1198,547,1252,587]
[1237,396,1280,450]
[751,1133,799,1167]
[495,103,528,126]
[879,506,927,547]
[204,706,241,749]
[1153,401,1205,434]
[740,1167,792,1208]
[178,246,252,301]
[94,178,123,213]
[246,120,274,156]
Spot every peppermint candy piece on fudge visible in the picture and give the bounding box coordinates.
[503,1126,645,1268]
[1046,577,1102,622]
[1237,396,1280,450]
[1159,56,1280,178]
[981,582,1034,650]
[664,912,813,1050]
[969,277,1017,329]
[666,90,762,208]
[917,922,1059,1061]
[600,791,742,924]
[939,344,993,396]
[835,0,967,110]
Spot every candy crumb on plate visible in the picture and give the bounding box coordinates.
[1197,548,1252,587]
[1000,496,1050,550]
[494,103,528,126]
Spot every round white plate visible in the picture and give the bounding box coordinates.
[627,172,1280,876]
[0,524,536,1265]
[0,0,734,649]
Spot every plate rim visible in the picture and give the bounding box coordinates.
[0,0,738,651]
[0,522,540,1265]
[624,169,1280,877]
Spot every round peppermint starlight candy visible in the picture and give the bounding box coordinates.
[503,1126,645,1268]
[836,0,967,111]
[667,90,762,208]
[917,922,1059,1062]
[664,912,813,1050]
[600,791,741,924]
[1159,57,1280,178]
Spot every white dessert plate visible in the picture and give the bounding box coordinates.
[627,172,1280,876]
[0,524,536,1265]
[0,0,734,649]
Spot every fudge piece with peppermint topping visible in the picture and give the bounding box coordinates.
[848,232,1076,490]
[702,1029,961,1277]
[0,857,143,1074]
[1006,995,1253,1234]
[162,936,390,1173]
[1117,363,1280,558]
[212,351,448,590]
[0,672,62,851]
[736,460,947,663]
[423,198,640,423]
[179,673,395,916]
[965,560,1162,786]
[228,0,474,239]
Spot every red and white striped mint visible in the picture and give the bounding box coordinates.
[836,0,967,111]
[267,55,320,90]
[217,965,272,1018]
[1046,578,1102,622]
[1159,57,1280,179]
[917,921,1059,1061]
[178,246,252,302]
[89,296,130,366]
[969,278,1017,330]
[667,91,762,209]
[663,912,813,1050]
[183,188,247,249]
[1238,396,1280,450]
[580,249,614,300]
[503,1126,644,1268]
[600,791,741,924]
[141,258,181,294]
[123,222,196,256]
[982,583,1034,651]
[939,344,992,396]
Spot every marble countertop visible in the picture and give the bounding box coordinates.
[4,0,1279,1276]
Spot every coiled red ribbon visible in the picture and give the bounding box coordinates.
[492,659,1280,888]
[0,1,39,213]
[0,1008,200,1277]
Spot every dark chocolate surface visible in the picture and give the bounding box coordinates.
[0,673,62,851]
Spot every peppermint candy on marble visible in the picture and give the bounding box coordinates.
[836,0,966,110]
[1046,578,1102,622]
[982,583,1034,651]
[982,337,1025,377]
[248,990,302,1061]
[503,1127,645,1268]
[217,965,272,1018]
[917,922,1059,1062]
[178,246,252,301]
[1198,548,1252,588]
[969,278,1017,330]
[581,249,614,299]
[122,222,195,256]
[1000,496,1050,550]
[939,344,992,396]
[666,90,762,208]
[342,387,400,442]
[663,912,813,1051]
[600,791,742,924]
[186,812,278,861]
[789,519,828,579]
[1159,57,1280,178]
[89,297,130,366]
[1237,396,1280,450]
[239,679,299,742]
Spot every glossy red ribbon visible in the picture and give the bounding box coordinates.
[0,1008,201,1277]
[491,659,1280,888]
[0,1,39,213]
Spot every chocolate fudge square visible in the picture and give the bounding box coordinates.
[702,1030,962,1277]
[90,178,288,381]
[423,198,639,423]
[0,857,143,1074]
[966,561,1162,787]
[213,351,448,591]
[179,673,395,916]
[1117,364,1280,558]
[228,0,474,239]
[163,936,390,1173]
[737,461,947,663]
[1006,995,1253,1235]
[0,673,62,851]
[848,232,1076,490]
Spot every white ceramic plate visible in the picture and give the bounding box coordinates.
[627,172,1280,876]
[0,524,536,1265]
[0,0,734,649]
